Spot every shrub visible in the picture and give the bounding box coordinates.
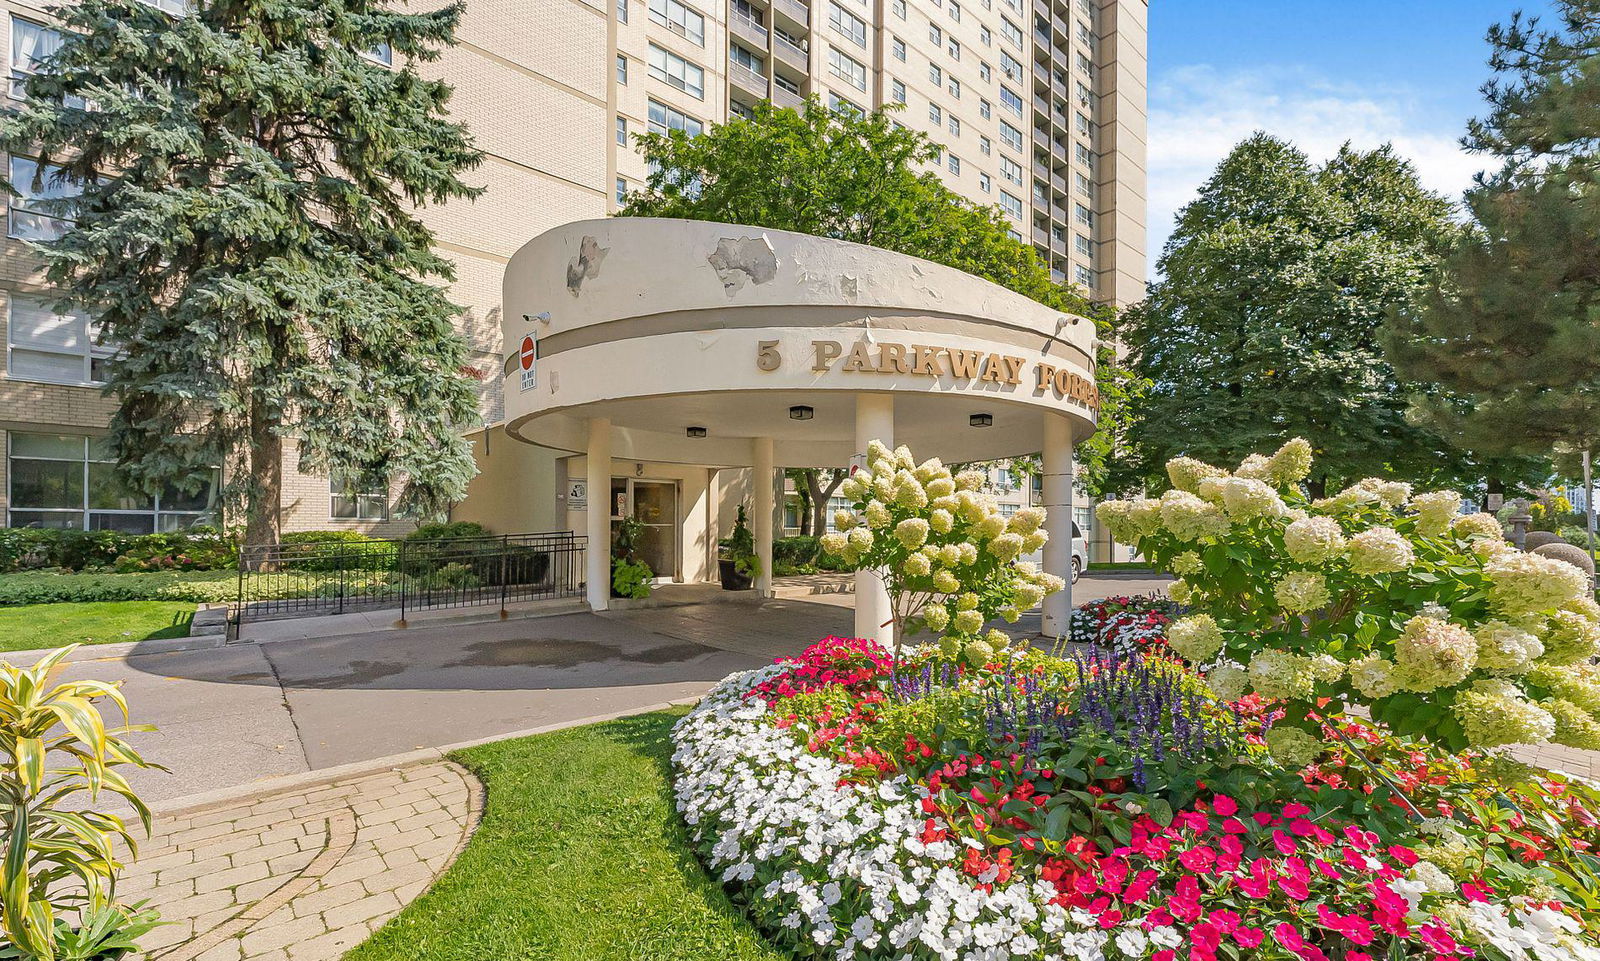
[0,529,128,573]
[1098,438,1600,757]
[406,521,491,542]
[611,557,653,599]
[718,507,760,578]
[773,534,820,567]
[1067,593,1184,657]
[275,530,395,572]
[0,570,241,606]
[0,645,159,958]
[111,526,237,572]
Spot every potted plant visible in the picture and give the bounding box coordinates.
[611,515,653,599]
[717,505,761,591]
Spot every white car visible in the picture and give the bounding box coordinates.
[1022,521,1090,583]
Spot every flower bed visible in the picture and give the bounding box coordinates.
[1069,594,1185,658]
[673,638,1600,961]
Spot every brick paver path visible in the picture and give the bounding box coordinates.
[123,761,481,961]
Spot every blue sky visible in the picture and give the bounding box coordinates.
[1144,0,1559,272]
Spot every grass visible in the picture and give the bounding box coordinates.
[0,600,194,653]
[1088,561,1156,572]
[347,709,785,961]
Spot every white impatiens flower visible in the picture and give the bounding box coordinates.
[1484,552,1589,617]
[1167,613,1224,662]
[1346,526,1415,575]
[1283,515,1346,565]
[1410,490,1464,538]
[1393,615,1477,692]
[1218,478,1286,520]
[1274,571,1330,613]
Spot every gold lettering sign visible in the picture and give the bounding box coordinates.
[765,338,1099,411]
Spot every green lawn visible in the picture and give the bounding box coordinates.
[0,601,194,653]
[347,709,784,961]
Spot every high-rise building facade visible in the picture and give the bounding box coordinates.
[0,0,1144,537]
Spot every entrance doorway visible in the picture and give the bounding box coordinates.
[610,478,679,581]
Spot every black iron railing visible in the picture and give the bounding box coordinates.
[231,531,586,631]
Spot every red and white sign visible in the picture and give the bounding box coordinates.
[519,333,537,391]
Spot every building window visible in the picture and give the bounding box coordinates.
[891,35,906,60]
[1077,0,1095,16]
[1076,20,1096,50]
[978,172,991,193]
[330,478,389,521]
[1033,179,1048,203]
[730,44,764,71]
[1000,50,1023,82]
[948,114,960,135]
[618,0,628,22]
[829,2,867,47]
[134,0,188,14]
[1075,171,1093,197]
[1075,263,1095,287]
[648,44,705,99]
[928,23,941,45]
[617,54,628,84]
[949,0,961,20]
[928,63,942,86]
[979,135,991,155]
[999,190,1023,220]
[6,293,113,386]
[892,0,906,18]
[1000,16,1023,47]
[1076,51,1094,78]
[1075,141,1093,168]
[1076,80,1093,106]
[829,92,862,115]
[647,99,703,136]
[616,176,628,203]
[827,46,866,90]
[999,120,1022,152]
[1075,232,1093,258]
[948,76,961,98]
[979,98,991,119]
[774,72,800,94]
[1000,85,1023,117]
[1076,111,1092,136]
[979,61,991,81]
[7,432,216,532]
[649,0,706,44]
[928,102,941,124]
[1000,156,1022,185]
[10,18,66,100]
[980,25,992,46]
[891,77,906,103]
[1075,202,1093,226]
[947,153,960,175]
[8,155,79,241]
[616,116,628,145]
[948,38,960,60]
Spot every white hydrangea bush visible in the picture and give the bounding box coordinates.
[820,441,1064,664]
[1097,439,1600,755]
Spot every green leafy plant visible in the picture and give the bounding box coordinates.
[0,646,161,959]
[0,902,164,961]
[718,506,761,579]
[611,558,654,599]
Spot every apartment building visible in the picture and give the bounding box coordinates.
[0,0,1144,539]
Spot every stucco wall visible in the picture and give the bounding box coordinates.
[565,456,716,583]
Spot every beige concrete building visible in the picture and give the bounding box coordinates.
[0,0,1144,541]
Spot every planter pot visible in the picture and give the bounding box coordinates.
[718,558,752,591]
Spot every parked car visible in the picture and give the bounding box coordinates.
[1021,521,1090,584]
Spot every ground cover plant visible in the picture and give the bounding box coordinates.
[672,440,1600,961]
[1068,594,1184,658]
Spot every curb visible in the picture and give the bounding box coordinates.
[153,696,705,817]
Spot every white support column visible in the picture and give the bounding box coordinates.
[585,418,612,612]
[855,393,895,645]
[753,436,775,598]
[1040,412,1074,637]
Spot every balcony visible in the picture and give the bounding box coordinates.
[773,0,809,28]
[773,33,809,70]
[1032,226,1049,247]
[1032,160,1050,182]
[772,84,804,109]
[729,62,769,98]
[730,9,769,45]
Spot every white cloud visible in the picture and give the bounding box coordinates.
[1145,64,1488,273]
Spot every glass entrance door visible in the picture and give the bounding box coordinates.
[629,480,678,580]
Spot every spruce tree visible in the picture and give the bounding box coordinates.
[1121,133,1544,498]
[1387,1,1600,465]
[0,0,484,543]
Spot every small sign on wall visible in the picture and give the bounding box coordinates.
[567,480,587,511]
[519,333,537,392]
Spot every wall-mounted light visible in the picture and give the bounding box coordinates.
[686,426,708,438]
[789,405,814,421]
[969,412,993,427]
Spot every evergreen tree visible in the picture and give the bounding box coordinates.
[619,98,1142,496]
[1120,133,1543,498]
[0,0,484,543]
[1387,1,1600,467]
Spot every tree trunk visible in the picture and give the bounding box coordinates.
[809,469,846,537]
[244,404,283,548]
[1305,475,1327,501]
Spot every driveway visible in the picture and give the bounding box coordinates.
[45,573,1169,805]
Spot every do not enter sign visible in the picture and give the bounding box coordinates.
[519,333,537,391]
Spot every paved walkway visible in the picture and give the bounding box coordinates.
[126,760,479,961]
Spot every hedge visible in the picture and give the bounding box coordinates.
[0,570,241,606]
[0,527,236,574]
